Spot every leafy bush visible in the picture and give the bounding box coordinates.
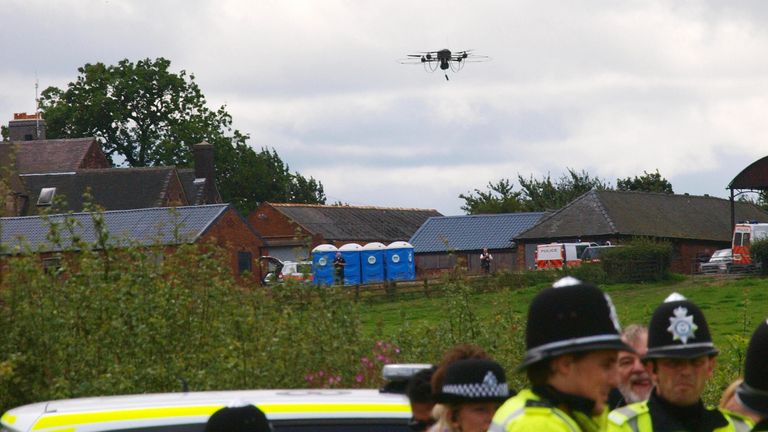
[601,238,672,282]
[567,262,607,285]
[749,238,768,271]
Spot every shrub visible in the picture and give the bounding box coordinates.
[601,238,672,282]
[749,238,768,272]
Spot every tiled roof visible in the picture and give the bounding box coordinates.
[270,203,442,242]
[410,212,547,253]
[0,138,102,174]
[177,169,206,205]
[20,168,178,214]
[516,190,768,242]
[1,204,229,254]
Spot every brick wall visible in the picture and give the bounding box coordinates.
[202,207,266,284]
[81,140,111,169]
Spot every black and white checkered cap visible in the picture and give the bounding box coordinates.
[434,359,510,404]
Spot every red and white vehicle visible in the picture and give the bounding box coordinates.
[535,242,596,270]
[732,223,768,265]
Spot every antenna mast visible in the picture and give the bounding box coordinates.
[35,74,40,139]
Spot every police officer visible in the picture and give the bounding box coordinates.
[490,277,634,432]
[735,319,768,430]
[608,293,752,432]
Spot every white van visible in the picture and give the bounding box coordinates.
[535,242,596,269]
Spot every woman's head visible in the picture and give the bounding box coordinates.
[432,358,510,432]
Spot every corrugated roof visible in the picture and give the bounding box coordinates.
[1,204,229,254]
[410,212,547,253]
[270,203,442,242]
[516,190,768,242]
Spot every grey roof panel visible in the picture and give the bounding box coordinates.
[272,204,442,242]
[516,190,768,242]
[410,212,546,253]
[1,204,229,254]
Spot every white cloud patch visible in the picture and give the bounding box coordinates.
[3,0,768,214]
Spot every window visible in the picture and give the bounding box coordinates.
[37,187,56,206]
[238,251,253,274]
[42,257,62,274]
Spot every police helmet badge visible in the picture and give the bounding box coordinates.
[667,306,698,344]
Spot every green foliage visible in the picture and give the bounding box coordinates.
[517,168,611,211]
[459,168,611,214]
[459,179,526,214]
[38,57,325,214]
[567,262,607,285]
[616,169,673,193]
[749,238,768,267]
[601,238,672,282]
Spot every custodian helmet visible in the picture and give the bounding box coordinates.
[643,293,718,360]
[519,276,634,370]
[737,319,768,416]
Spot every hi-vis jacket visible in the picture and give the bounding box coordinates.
[607,400,752,432]
[490,389,607,432]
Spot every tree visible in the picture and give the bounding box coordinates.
[616,169,673,193]
[459,169,612,214]
[39,57,324,214]
[517,168,611,211]
[459,179,526,214]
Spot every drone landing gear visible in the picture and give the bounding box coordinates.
[445,73,449,81]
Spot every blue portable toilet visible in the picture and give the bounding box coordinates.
[385,241,416,281]
[361,242,386,284]
[312,244,338,286]
[339,243,363,285]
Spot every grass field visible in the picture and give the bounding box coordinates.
[361,275,768,345]
[358,273,768,405]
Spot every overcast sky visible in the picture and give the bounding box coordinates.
[3,0,768,215]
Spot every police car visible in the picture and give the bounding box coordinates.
[0,365,429,432]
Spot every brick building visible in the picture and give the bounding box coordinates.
[0,204,265,283]
[249,202,441,261]
[515,190,768,273]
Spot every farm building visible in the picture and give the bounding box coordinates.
[410,212,546,275]
[0,204,265,283]
[515,190,768,273]
[249,202,441,262]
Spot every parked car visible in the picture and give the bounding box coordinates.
[699,248,733,274]
[0,364,432,432]
[259,256,312,285]
[581,245,620,263]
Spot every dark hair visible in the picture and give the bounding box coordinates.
[431,344,490,394]
[406,367,436,404]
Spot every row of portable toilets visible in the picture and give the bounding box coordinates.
[311,241,416,285]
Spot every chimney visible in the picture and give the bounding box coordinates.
[193,141,219,203]
[9,112,46,141]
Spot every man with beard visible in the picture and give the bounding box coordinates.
[609,325,653,409]
[608,294,752,432]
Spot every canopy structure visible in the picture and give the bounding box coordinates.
[728,155,768,229]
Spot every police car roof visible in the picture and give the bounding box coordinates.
[2,389,410,432]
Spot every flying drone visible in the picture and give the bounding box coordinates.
[400,49,489,80]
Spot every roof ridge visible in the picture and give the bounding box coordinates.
[0,203,230,221]
[270,202,439,212]
[593,190,618,233]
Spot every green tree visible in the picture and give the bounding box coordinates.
[616,169,673,193]
[459,179,526,214]
[459,169,611,214]
[517,168,611,211]
[38,57,324,214]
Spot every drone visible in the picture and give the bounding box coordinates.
[400,49,489,80]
